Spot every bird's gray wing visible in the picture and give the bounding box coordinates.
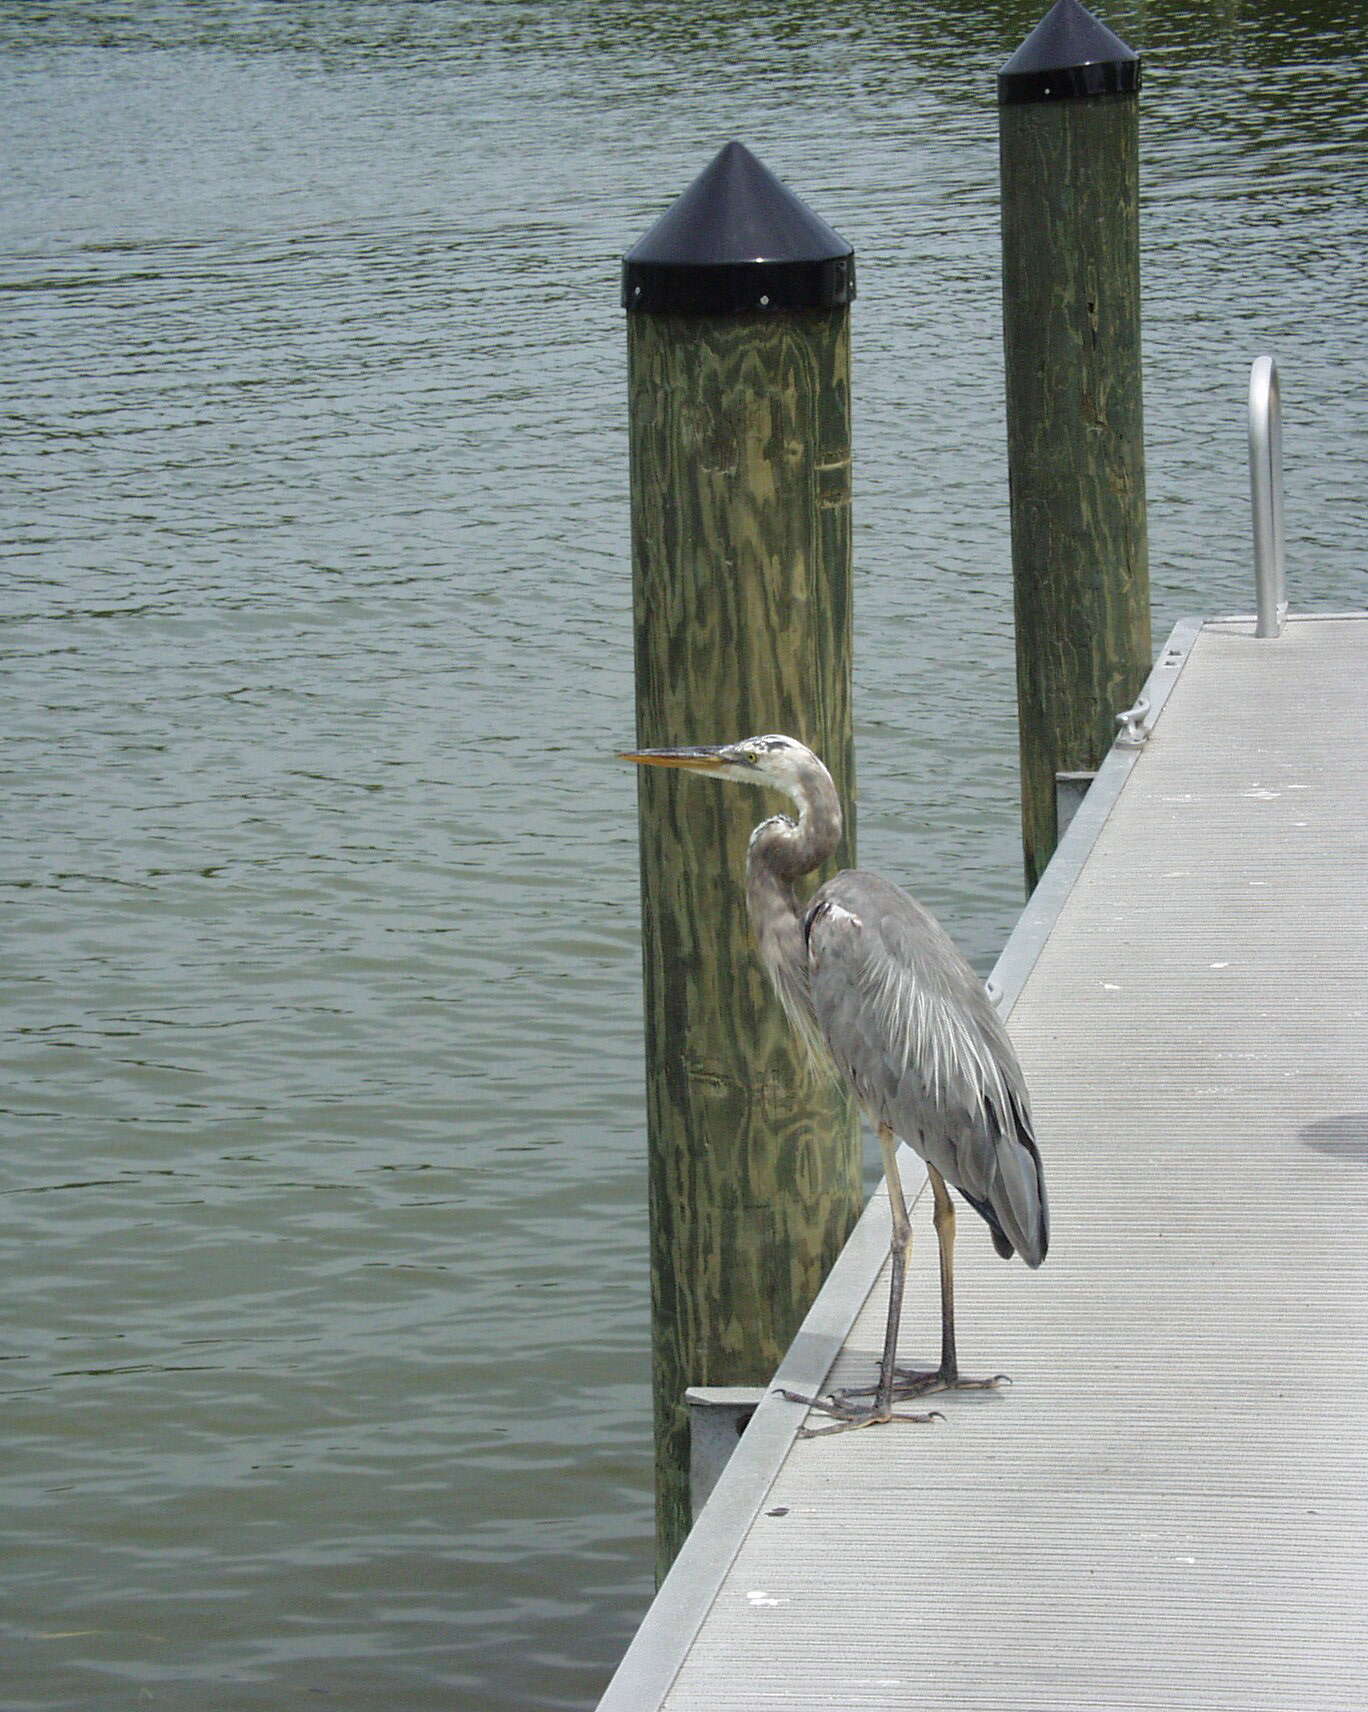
[805,870,1047,1265]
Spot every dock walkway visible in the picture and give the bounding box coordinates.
[600,612,1368,1711]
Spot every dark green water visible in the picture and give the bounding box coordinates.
[3,3,1365,1707]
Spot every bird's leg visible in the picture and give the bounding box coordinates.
[873,1125,913,1411]
[839,1165,1010,1401]
[886,1165,1008,1398]
[931,1165,961,1380]
[777,1125,942,1435]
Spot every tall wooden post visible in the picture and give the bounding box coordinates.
[622,141,863,1577]
[999,0,1152,890]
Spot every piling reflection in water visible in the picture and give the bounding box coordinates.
[2,2,1367,1708]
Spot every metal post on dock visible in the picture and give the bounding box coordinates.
[1249,355,1287,637]
[622,141,863,1578]
[998,0,1153,891]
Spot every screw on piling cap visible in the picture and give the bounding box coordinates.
[622,141,855,315]
[998,0,1140,104]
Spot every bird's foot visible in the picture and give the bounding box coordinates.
[894,1366,1011,1398]
[835,1368,1011,1401]
[776,1388,945,1438]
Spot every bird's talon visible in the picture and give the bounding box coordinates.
[780,1383,946,1435]
[797,1402,943,1438]
[778,1387,841,1409]
[885,1368,1013,1399]
[777,1387,860,1419]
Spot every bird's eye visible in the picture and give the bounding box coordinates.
[745,749,761,764]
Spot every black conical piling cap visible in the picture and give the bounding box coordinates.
[998,0,1140,104]
[622,141,854,315]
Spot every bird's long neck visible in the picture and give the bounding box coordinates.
[747,763,843,884]
[744,761,842,1048]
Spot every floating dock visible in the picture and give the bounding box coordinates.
[600,611,1368,1711]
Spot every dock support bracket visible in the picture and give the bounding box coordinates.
[685,1387,768,1523]
[1055,771,1098,840]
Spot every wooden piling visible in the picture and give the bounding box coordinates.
[998,0,1153,891]
[622,142,863,1577]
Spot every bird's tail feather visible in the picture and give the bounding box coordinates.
[962,1093,1049,1267]
[959,1189,1017,1261]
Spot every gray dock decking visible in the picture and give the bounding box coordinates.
[600,612,1368,1711]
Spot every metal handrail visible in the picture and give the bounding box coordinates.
[1249,355,1287,638]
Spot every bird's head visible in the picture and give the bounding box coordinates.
[616,732,835,825]
[619,734,822,802]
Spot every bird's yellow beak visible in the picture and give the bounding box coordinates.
[619,746,729,772]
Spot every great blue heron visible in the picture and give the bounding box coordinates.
[622,734,1048,1435]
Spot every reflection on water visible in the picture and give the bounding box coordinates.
[2,2,1366,1706]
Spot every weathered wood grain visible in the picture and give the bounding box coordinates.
[1000,92,1152,890]
[627,308,862,1576]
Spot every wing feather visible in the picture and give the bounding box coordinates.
[805,869,1048,1266]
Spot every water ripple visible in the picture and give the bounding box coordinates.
[3,2,1366,1708]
